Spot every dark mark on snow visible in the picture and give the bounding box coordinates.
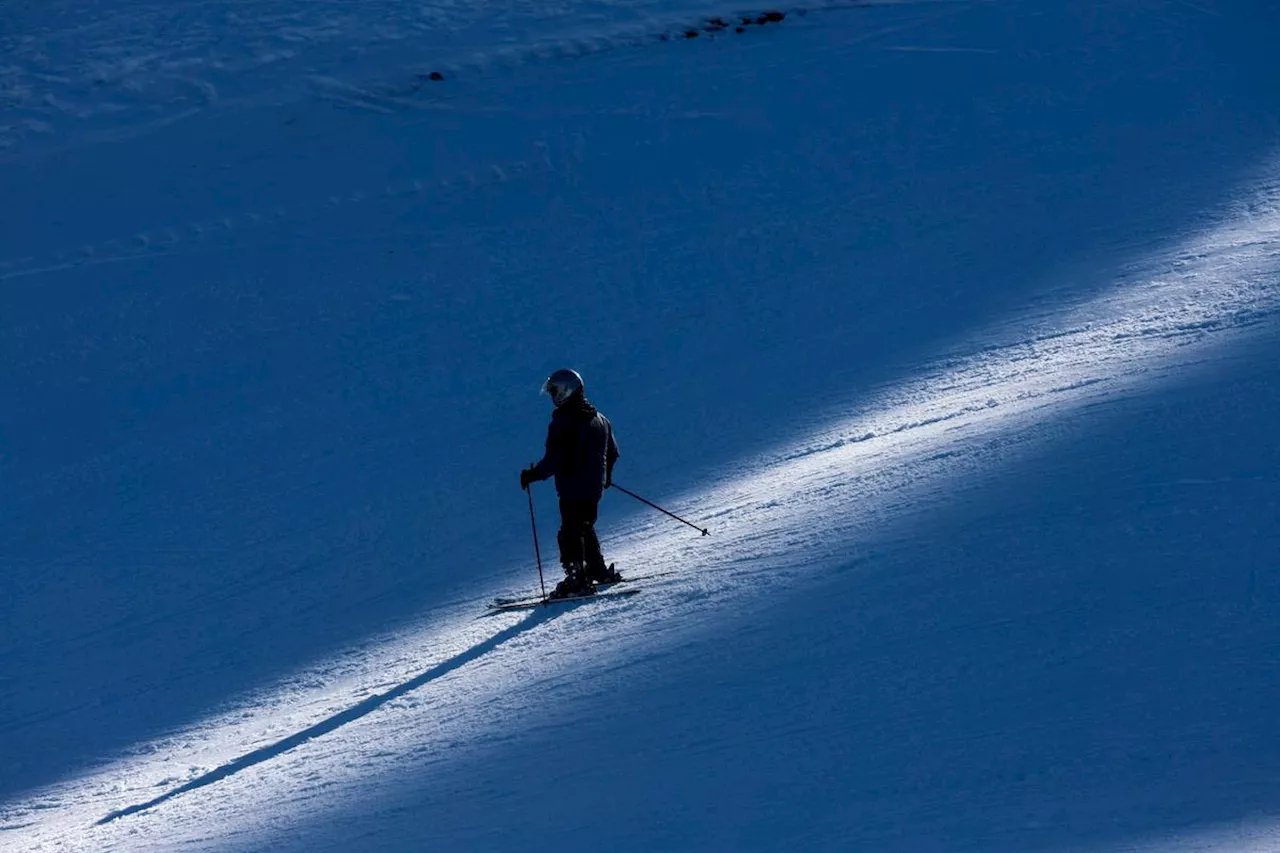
[674,10,785,43]
[408,8,789,87]
[682,10,785,42]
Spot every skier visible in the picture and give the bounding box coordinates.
[520,368,623,599]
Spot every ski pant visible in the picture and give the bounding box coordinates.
[557,498,606,574]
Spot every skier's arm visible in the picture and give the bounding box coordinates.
[529,420,565,482]
[605,421,619,487]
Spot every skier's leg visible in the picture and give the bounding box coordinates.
[581,500,622,583]
[583,523,604,573]
[551,499,593,597]
[556,524,583,570]
[579,498,602,573]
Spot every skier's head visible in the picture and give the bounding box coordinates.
[542,368,584,407]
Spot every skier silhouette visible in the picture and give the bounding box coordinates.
[520,369,622,599]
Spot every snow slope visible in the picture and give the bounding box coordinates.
[2,0,1279,850]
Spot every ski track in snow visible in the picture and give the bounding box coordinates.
[2,150,1278,852]
[0,0,961,160]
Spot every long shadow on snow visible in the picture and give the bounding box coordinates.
[260,325,1280,853]
[97,605,562,825]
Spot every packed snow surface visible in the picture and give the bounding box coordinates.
[2,0,1279,851]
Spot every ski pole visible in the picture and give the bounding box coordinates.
[526,482,548,599]
[610,482,710,536]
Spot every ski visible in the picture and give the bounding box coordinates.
[487,586,641,613]
[491,570,675,607]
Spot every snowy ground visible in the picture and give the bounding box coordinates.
[3,1,1279,851]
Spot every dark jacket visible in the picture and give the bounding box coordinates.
[529,395,619,502]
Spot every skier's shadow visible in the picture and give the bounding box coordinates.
[98,605,563,825]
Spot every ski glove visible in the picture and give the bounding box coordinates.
[520,467,536,490]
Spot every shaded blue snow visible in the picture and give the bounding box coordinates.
[1,0,1278,850]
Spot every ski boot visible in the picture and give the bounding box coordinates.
[548,564,594,600]
[589,562,623,584]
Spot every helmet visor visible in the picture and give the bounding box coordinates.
[540,370,581,406]
[540,376,564,405]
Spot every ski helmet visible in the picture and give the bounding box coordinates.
[542,368,585,406]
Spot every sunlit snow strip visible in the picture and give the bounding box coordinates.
[2,166,1278,852]
[1054,816,1280,853]
[659,169,1280,560]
